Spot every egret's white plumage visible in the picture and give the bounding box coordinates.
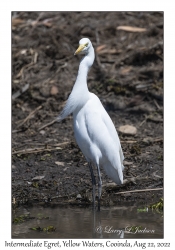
[58,38,124,208]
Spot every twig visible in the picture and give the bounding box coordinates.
[38,118,58,131]
[12,83,30,100]
[12,129,23,133]
[136,83,153,90]
[116,26,147,32]
[114,188,163,195]
[12,147,59,155]
[17,105,42,128]
[12,148,58,155]
[12,142,69,155]
[121,138,162,144]
[139,116,147,127]
[15,51,38,79]
[153,138,163,142]
[48,142,70,147]
[121,140,137,144]
[153,99,161,110]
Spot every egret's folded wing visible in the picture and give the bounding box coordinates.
[85,110,123,183]
[101,106,124,163]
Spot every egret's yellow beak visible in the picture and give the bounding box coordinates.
[74,44,85,55]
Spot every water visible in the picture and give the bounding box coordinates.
[12,206,163,239]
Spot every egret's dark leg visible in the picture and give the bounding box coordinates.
[96,164,102,211]
[88,163,96,208]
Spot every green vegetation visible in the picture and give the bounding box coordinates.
[150,198,163,212]
[29,226,56,232]
[13,214,34,224]
[137,207,148,213]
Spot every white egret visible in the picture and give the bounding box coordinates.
[58,38,124,210]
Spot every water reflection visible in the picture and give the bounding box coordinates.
[12,206,163,238]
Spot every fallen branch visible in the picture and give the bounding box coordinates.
[12,142,69,155]
[12,147,60,155]
[121,140,137,144]
[153,138,163,142]
[17,105,42,128]
[114,188,163,195]
[121,138,163,144]
[104,175,163,190]
[117,26,147,32]
[38,118,58,131]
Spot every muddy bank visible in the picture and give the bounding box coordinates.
[12,12,163,207]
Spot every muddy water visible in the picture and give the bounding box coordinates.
[12,206,163,239]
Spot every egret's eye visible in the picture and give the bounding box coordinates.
[85,43,88,47]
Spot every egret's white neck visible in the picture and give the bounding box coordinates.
[58,45,95,121]
[73,46,95,94]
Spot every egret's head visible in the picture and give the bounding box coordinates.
[74,38,91,55]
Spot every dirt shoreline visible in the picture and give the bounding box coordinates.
[12,12,163,208]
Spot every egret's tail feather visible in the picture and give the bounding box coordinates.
[102,162,123,185]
